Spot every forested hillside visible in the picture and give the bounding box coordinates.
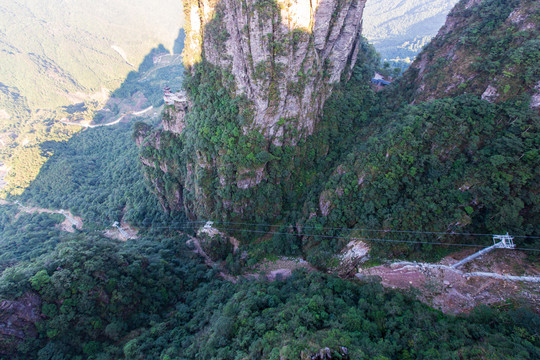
[2,76,536,358]
[0,0,539,358]
[3,239,539,359]
[398,0,540,104]
[301,0,539,265]
[137,0,539,266]
[0,0,184,196]
[298,0,540,264]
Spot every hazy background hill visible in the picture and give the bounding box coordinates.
[0,0,184,196]
[363,0,460,66]
[0,0,183,111]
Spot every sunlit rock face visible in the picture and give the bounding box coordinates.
[183,0,367,141]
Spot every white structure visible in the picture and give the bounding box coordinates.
[493,233,515,249]
[164,87,186,105]
[452,233,516,268]
[112,221,129,239]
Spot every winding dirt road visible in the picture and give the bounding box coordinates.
[61,106,153,128]
[0,200,83,233]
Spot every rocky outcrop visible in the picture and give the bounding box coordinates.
[197,221,240,255]
[481,84,499,103]
[139,0,368,221]
[183,0,367,140]
[236,165,265,189]
[319,190,334,217]
[0,292,41,355]
[162,91,188,135]
[531,81,540,109]
[196,222,238,261]
[301,346,350,360]
[333,240,369,277]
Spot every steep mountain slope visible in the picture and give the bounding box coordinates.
[139,0,539,265]
[183,0,366,138]
[0,1,538,358]
[400,0,540,105]
[299,0,540,263]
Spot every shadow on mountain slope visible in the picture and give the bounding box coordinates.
[9,29,187,229]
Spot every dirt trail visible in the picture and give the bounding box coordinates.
[0,200,83,233]
[61,106,153,128]
[185,233,313,283]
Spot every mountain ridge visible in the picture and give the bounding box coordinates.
[139,0,539,266]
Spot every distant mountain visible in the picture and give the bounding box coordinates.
[363,0,459,64]
[0,0,183,111]
[0,0,184,196]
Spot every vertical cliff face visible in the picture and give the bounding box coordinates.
[183,0,366,140]
[139,0,367,221]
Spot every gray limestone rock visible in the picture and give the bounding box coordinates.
[183,0,367,141]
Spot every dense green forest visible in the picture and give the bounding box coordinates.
[293,0,540,264]
[0,0,539,358]
[139,0,539,267]
[296,94,540,265]
[2,229,539,359]
[17,124,169,228]
[2,65,538,360]
[0,205,64,269]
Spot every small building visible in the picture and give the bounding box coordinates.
[371,78,391,86]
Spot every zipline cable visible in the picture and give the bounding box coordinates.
[149,219,540,239]
[144,222,540,252]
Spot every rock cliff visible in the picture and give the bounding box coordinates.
[183,0,366,140]
[0,292,41,355]
[139,0,368,221]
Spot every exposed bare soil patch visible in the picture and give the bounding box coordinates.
[103,220,138,241]
[249,257,315,281]
[358,250,540,314]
